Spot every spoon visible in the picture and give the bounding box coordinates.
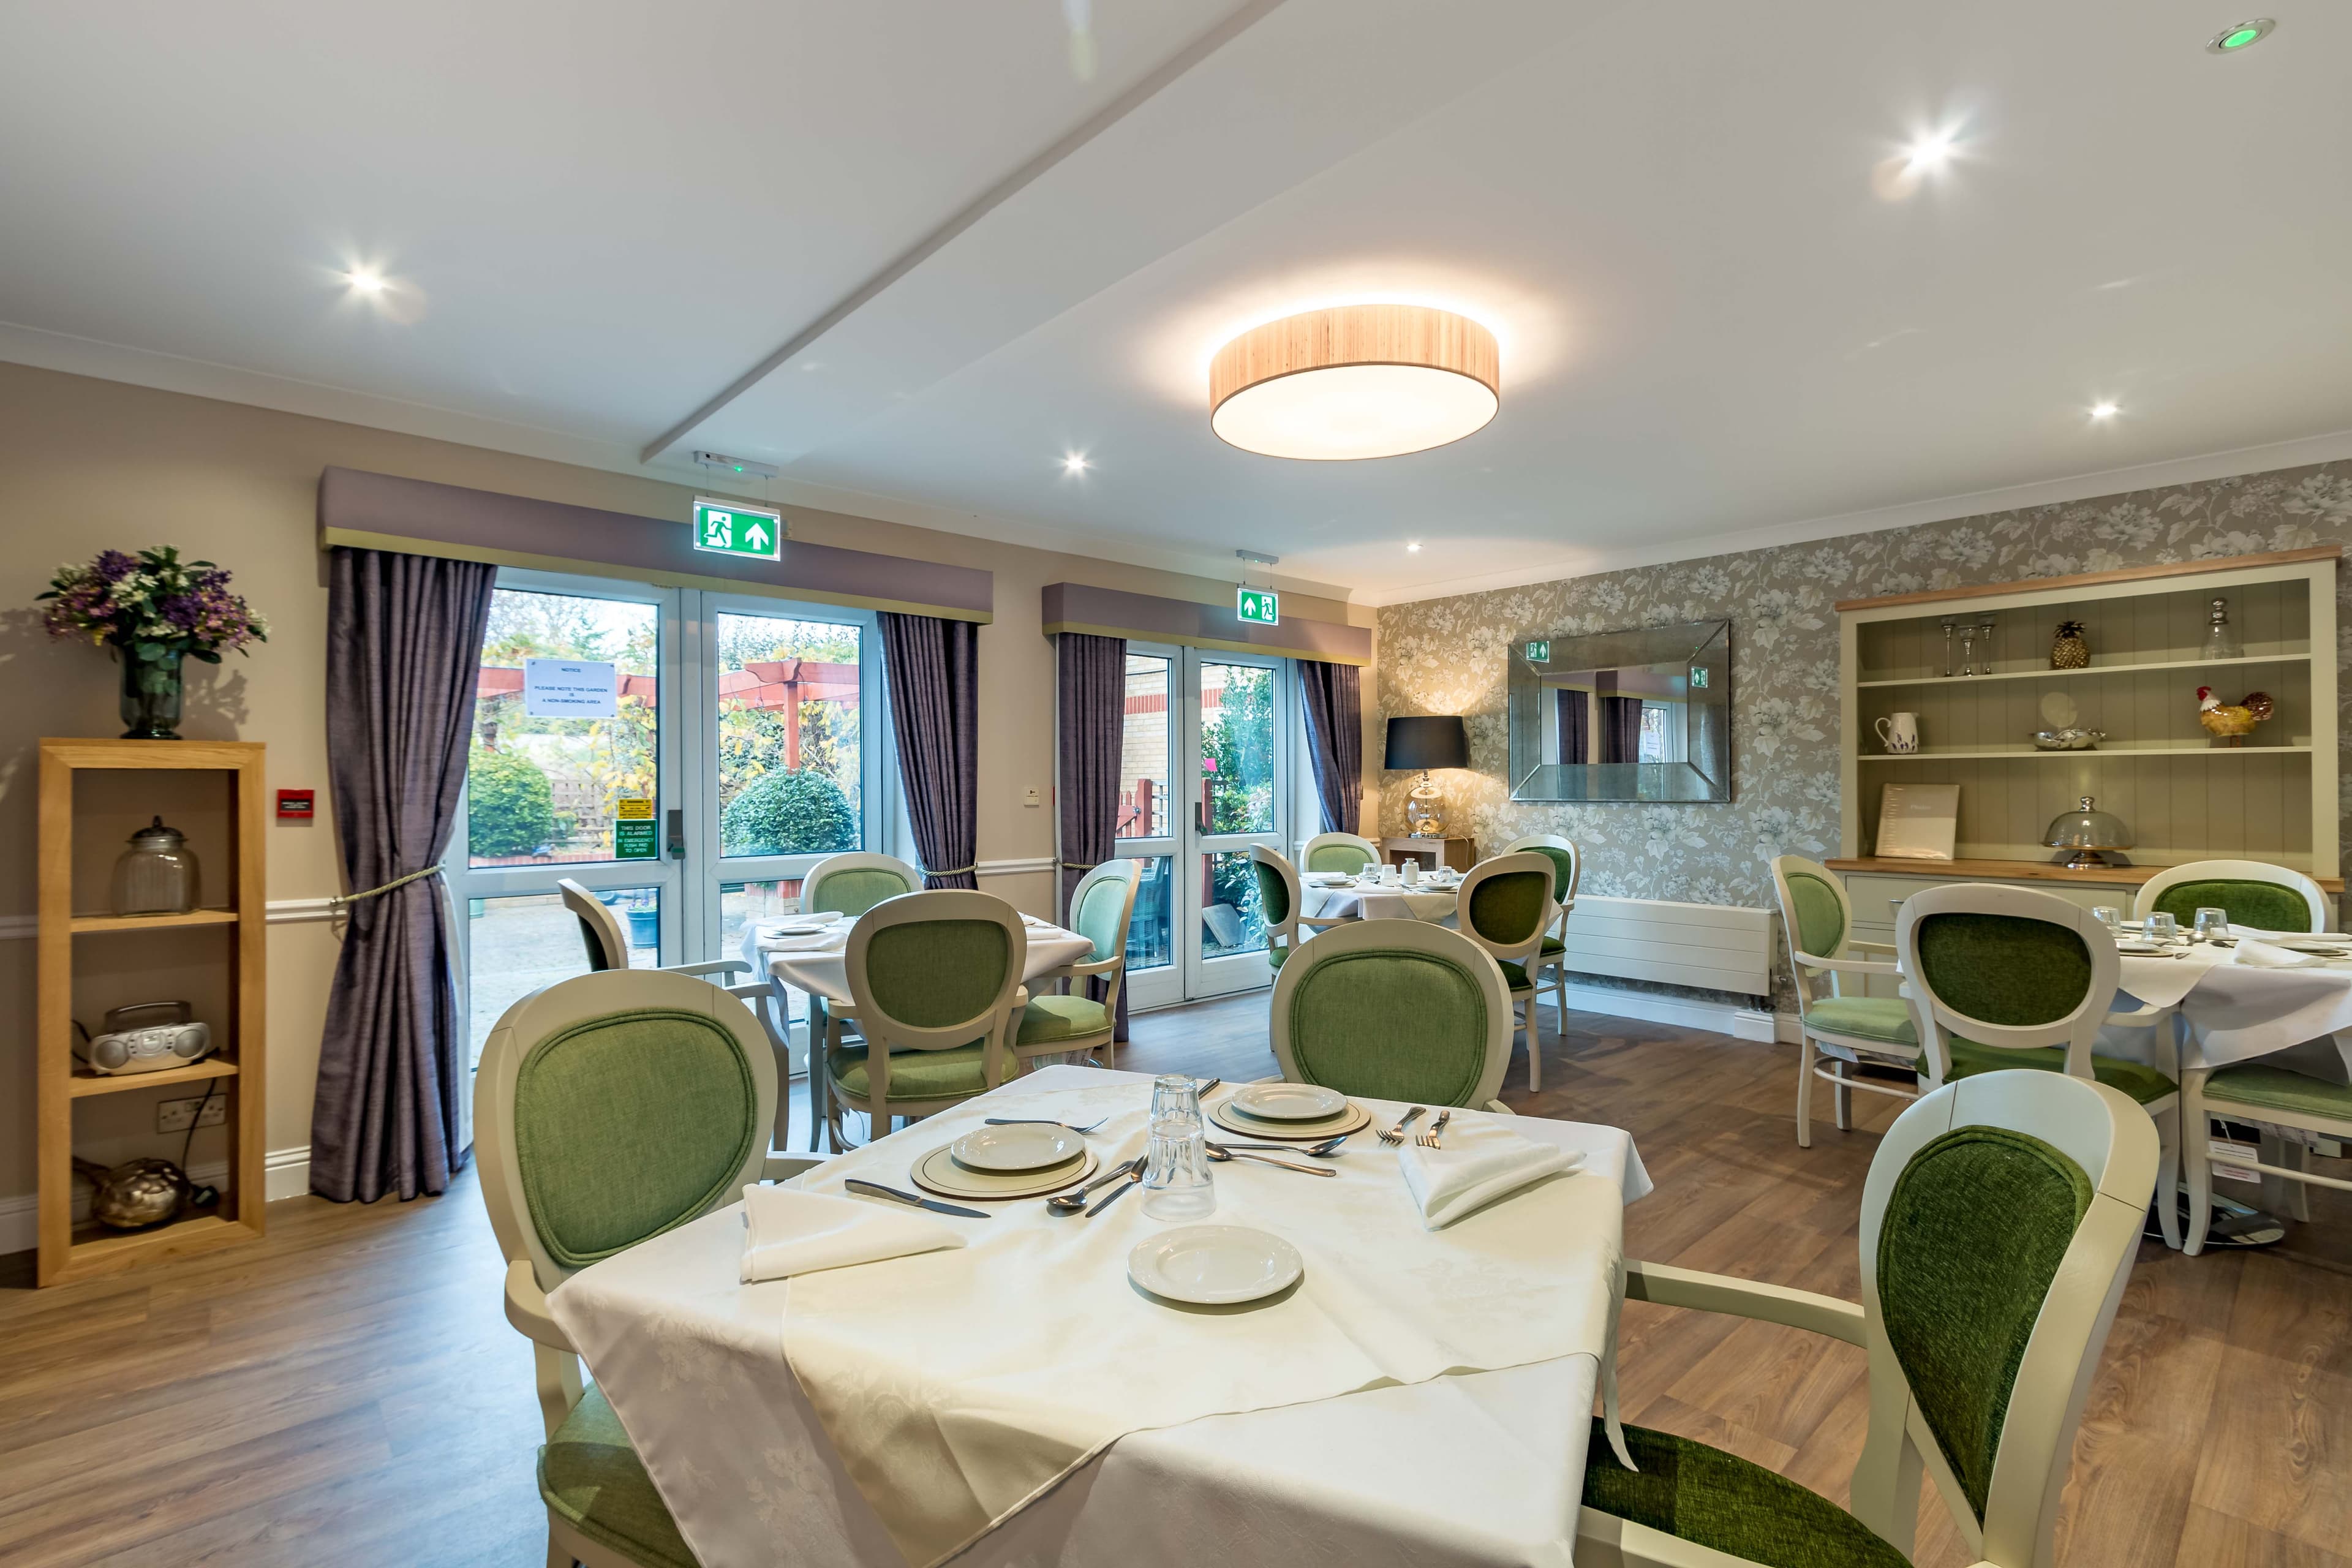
[1082,1166,1144,1217]
[1047,1158,1140,1214]
[1205,1143,1336,1177]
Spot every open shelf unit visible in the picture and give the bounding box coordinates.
[37,739,268,1287]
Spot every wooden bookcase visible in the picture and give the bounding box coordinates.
[37,739,268,1286]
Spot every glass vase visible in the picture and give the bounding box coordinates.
[118,648,186,740]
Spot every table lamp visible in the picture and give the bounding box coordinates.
[1384,715,1469,838]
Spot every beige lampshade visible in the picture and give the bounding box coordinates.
[1209,304,1500,460]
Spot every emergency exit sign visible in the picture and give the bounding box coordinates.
[1525,640,1551,663]
[692,497,783,561]
[1237,587,1280,625]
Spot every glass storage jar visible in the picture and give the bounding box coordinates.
[112,816,198,915]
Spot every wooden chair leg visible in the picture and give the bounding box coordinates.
[2154,1109,2184,1250]
[2184,1105,2215,1257]
[1832,1060,1853,1132]
[1795,1036,1817,1149]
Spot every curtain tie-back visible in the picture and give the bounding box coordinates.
[332,864,445,910]
[925,864,978,876]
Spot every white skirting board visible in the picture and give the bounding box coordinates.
[1553,895,1775,1001]
[0,1145,313,1256]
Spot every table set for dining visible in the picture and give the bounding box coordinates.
[2098,920,2352,1084]
[1299,865,1463,923]
[743,909,1098,1001]
[546,1063,1651,1568]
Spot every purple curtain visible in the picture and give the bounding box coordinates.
[1297,660,1363,834]
[1555,688,1589,764]
[1057,633,1129,1041]
[879,612,979,889]
[311,546,496,1203]
[1600,695,1644,764]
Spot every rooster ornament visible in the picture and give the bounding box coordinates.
[2196,686,2273,746]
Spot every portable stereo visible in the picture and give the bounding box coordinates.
[74,1001,215,1076]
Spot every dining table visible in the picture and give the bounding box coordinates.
[2099,932,2352,1084]
[1299,870,1463,924]
[547,1065,1651,1568]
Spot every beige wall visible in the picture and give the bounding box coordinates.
[0,360,1371,1213]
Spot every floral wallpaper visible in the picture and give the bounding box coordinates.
[1374,459,2352,1014]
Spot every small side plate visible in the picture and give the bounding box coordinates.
[951,1123,1085,1172]
[1129,1225,1303,1305]
[1229,1083,1349,1122]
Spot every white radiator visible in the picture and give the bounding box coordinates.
[1553,895,1774,1001]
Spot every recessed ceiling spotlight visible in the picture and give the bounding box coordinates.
[1210,304,1499,460]
[2090,402,2120,420]
[344,268,387,296]
[1062,454,1088,474]
[1902,130,1959,173]
[1405,541,1423,553]
[2208,18,2275,52]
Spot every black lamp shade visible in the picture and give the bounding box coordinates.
[1384,714,1469,771]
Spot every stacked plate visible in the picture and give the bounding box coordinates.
[913,1122,1098,1200]
[1207,1082,1371,1142]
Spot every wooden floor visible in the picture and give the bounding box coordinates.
[4,998,2347,1567]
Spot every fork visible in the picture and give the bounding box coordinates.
[984,1117,1109,1133]
[1415,1109,1452,1148]
[1378,1106,1425,1146]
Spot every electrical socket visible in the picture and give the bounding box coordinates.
[156,1095,228,1134]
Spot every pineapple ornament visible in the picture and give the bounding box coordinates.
[2049,619,2089,670]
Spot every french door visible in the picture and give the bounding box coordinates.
[1116,645,1292,1008]
[450,568,888,1063]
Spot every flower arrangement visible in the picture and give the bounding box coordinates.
[37,546,266,739]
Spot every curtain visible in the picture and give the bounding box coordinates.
[1600,695,1644,764]
[1057,632,1129,1041]
[311,546,496,1203]
[1555,688,1589,764]
[878,612,980,890]
[1296,660,1363,834]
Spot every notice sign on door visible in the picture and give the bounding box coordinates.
[693,496,785,561]
[613,796,657,860]
[524,658,618,718]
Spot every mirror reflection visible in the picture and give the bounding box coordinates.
[1507,620,1731,802]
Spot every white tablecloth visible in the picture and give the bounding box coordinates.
[2105,938,2352,1082]
[745,914,1096,1001]
[549,1065,1651,1568]
[1302,875,1461,923]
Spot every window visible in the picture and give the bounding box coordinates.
[715,611,865,858]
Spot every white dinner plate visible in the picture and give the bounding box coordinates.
[2272,937,2352,955]
[1303,872,1354,886]
[913,1143,1096,1200]
[1128,1225,1303,1305]
[1228,1083,1349,1122]
[951,1122,1085,1172]
[2115,941,2177,956]
[1208,1098,1371,1142]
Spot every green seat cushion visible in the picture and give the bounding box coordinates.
[1267,941,1291,973]
[1017,993,1111,1045]
[540,1386,696,1568]
[1541,935,1566,954]
[2149,878,2314,934]
[1876,1127,2092,1520]
[1495,959,1536,992]
[1581,1419,1907,1568]
[1803,996,1918,1049]
[1286,947,1492,1105]
[513,1008,758,1271]
[829,1039,990,1100]
[2204,1064,2352,1120]
[1918,1039,2175,1105]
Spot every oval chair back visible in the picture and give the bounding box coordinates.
[475,968,779,1294]
[1250,845,1306,973]
[801,851,923,918]
[1068,858,1142,969]
[839,889,1026,1121]
[557,878,631,972]
[1895,884,2119,1084]
[2133,858,2327,934]
[1502,834,1580,918]
[1768,854,1858,980]
[1456,851,1556,974]
[1301,832,1381,875]
[1014,858,1142,1068]
[1846,1071,2157,1566]
[1270,919,1512,1108]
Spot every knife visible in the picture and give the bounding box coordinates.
[844,1178,990,1219]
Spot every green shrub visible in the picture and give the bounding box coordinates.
[467,746,560,858]
[721,768,856,858]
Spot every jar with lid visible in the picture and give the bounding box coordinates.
[113,816,199,915]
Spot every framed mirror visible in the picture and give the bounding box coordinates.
[1507,620,1731,802]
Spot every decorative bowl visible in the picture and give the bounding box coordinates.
[2030,728,2106,751]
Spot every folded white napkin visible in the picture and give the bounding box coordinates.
[1396,1119,1582,1229]
[2234,939,2334,970]
[740,1185,967,1283]
[764,930,843,952]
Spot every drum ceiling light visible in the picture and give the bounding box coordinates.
[1208,304,1499,460]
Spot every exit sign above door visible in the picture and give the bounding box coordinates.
[1237,587,1280,625]
[1525,639,1551,663]
[692,497,784,561]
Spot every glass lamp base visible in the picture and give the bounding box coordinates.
[1405,776,1444,838]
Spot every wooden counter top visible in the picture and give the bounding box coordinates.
[1826,856,2345,894]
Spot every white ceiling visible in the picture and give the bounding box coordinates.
[6,0,2350,604]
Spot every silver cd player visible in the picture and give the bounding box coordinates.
[75,1001,216,1076]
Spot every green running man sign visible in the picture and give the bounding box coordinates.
[693,497,785,561]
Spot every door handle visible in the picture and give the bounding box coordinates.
[666,807,685,859]
[1194,801,1207,834]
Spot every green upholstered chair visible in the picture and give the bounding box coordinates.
[1767,856,1922,1149]
[1270,918,1513,1110]
[1896,883,2184,1249]
[1014,858,1140,1071]
[828,889,1025,1145]
[793,853,922,1150]
[1455,851,1558,1091]
[1301,831,1382,875]
[475,968,821,1568]
[1251,845,1350,977]
[2183,1066,2352,1255]
[1505,833,1580,1031]
[2133,858,2329,934]
[558,878,794,1154]
[1580,1069,2157,1568]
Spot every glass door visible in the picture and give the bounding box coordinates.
[1182,651,1288,998]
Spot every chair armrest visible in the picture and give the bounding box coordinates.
[1794,952,1899,978]
[761,1154,827,1184]
[1848,940,1897,955]
[504,1260,578,1352]
[1047,956,1123,979]
[1485,1099,1513,1114]
[2104,1003,2172,1028]
[1624,1261,1867,1346]
[1299,913,1353,929]
[663,959,749,978]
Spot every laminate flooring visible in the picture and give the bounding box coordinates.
[3,997,2345,1568]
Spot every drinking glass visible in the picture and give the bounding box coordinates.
[2090,905,2123,932]
[1142,1075,1215,1219]
[2194,907,2230,944]
[2144,912,2179,944]
[1149,1073,1200,1125]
